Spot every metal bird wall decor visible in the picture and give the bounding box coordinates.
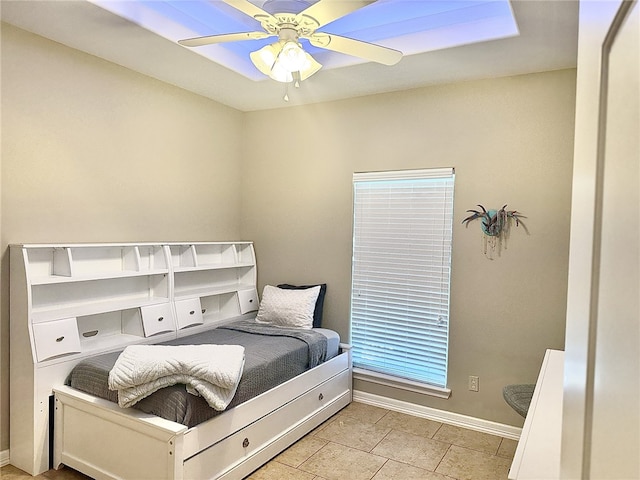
[462,204,524,258]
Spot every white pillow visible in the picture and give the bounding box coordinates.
[255,285,321,329]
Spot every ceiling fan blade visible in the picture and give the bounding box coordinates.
[309,33,402,66]
[297,0,373,29]
[179,31,271,47]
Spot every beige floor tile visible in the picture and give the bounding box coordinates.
[314,415,391,451]
[298,442,387,480]
[0,465,34,480]
[275,435,329,467]
[246,460,316,480]
[307,416,337,437]
[0,465,89,480]
[333,401,389,424]
[433,424,502,454]
[372,459,453,480]
[497,437,518,459]
[435,444,511,480]
[371,429,450,471]
[376,410,442,439]
[42,467,91,480]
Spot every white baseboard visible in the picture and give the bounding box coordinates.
[0,449,10,467]
[353,390,522,440]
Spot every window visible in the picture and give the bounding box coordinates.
[350,168,454,395]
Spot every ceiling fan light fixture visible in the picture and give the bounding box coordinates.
[269,58,295,83]
[278,40,308,72]
[295,50,322,81]
[177,0,406,89]
[250,39,322,84]
[249,43,280,77]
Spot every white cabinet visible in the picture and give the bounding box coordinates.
[9,241,258,475]
[509,349,563,479]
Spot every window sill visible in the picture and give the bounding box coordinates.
[353,368,452,399]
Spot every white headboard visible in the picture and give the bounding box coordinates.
[9,242,258,474]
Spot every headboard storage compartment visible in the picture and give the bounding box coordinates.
[170,242,259,337]
[9,241,258,475]
[22,244,175,356]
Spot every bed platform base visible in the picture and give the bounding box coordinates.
[53,345,352,480]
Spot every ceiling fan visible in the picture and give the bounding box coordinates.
[178,0,403,85]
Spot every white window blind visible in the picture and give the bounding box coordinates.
[350,168,454,389]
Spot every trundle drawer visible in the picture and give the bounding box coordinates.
[184,369,351,479]
[140,303,175,337]
[175,297,204,329]
[33,318,81,361]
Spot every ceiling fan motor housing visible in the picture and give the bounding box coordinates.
[279,26,300,41]
[261,0,317,15]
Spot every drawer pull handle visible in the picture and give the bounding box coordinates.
[249,299,253,303]
[82,330,99,338]
[56,336,65,343]
[242,438,250,448]
[189,310,195,315]
[318,393,324,401]
[158,316,164,322]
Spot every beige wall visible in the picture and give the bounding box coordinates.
[0,24,244,451]
[240,69,576,426]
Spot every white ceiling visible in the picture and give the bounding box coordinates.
[0,0,579,112]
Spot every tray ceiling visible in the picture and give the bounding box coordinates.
[0,0,579,111]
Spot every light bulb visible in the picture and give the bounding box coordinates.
[278,41,309,72]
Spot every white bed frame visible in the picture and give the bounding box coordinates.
[9,242,352,479]
[53,344,352,480]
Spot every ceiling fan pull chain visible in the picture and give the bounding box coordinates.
[283,83,290,102]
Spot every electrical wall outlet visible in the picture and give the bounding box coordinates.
[469,375,479,392]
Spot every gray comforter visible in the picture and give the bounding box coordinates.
[66,320,328,427]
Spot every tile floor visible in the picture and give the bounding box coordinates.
[1,402,517,480]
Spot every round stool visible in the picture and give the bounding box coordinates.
[503,384,535,418]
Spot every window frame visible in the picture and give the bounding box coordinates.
[350,167,454,398]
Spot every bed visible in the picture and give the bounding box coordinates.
[51,284,352,480]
